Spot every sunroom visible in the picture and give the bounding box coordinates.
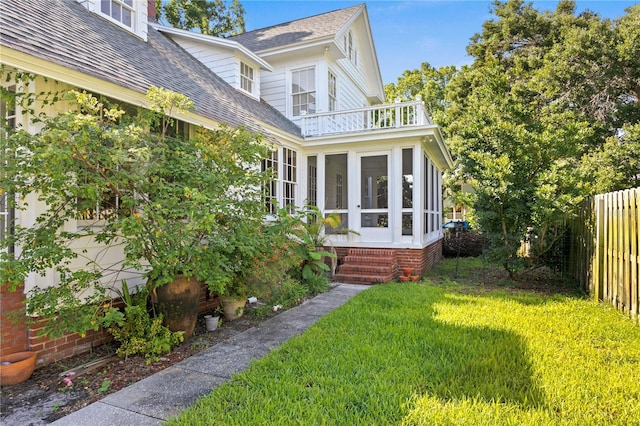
[297,100,453,283]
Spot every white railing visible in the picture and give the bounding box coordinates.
[299,100,432,137]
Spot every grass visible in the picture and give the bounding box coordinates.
[168,259,640,425]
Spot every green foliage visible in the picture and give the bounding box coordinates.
[161,0,245,37]
[0,76,273,338]
[301,272,329,296]
[97,379,111,394]
[263,277,308,311]
[386,2,640,277]
[384,62,457,126]
[104,281,183,364]
[386,1,640,277]
[271,206,356,280]
[167,259,640,425]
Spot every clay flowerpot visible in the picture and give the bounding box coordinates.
[0,351,37,386]
[401,267,413,277]
[154,275,202,340]
[220,296,246,321]
[411,275,420,282]
[399,275,411,282]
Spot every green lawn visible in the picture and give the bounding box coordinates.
[168,259,640,425]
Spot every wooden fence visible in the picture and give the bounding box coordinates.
[566,187,639,323]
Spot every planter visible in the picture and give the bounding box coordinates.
[411,275,420,282]
[154,275,201,340]
[220,296,246,321]
[399,275,411,282]
[401,267,413,277]
[204,315,220,332]
[0,351,37,386]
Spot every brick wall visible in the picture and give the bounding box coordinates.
[1,281,223,367]
[0,283,29,358]
[28,322,112,367]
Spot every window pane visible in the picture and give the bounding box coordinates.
[402,213,413,235]
[402,148,413,208]
[361,213,388,228]
[307,156,317,206]
[325,154,347,210]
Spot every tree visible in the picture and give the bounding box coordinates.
[0,82,271,338]
[160,0,245,37]
[390,1,639,277]
[384,62,457,127]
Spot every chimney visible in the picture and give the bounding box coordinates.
[148,0,157,22]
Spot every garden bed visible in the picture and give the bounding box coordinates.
[0,309,265,425]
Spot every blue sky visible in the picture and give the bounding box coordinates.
[241,0,638,84]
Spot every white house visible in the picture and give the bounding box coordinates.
[0,0,452,363]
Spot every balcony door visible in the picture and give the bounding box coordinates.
[357,152,392,242]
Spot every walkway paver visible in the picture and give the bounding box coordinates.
[51,283,368,425]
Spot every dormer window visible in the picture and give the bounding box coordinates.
[78,0,147,40]
[240,62,254,94]
[101,0,134,28]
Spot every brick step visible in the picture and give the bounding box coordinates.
[343,255,396,265]
[347,248,397,257]
[337,264,394,275]
[334,273,395,285]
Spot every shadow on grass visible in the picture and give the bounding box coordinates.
[362,285,546,410]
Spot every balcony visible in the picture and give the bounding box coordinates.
[299,100,432,137]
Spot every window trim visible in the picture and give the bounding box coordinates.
[240,61,254,95]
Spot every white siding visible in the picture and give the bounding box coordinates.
[175,39,238,87]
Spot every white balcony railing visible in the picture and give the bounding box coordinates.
[299,100,432,137]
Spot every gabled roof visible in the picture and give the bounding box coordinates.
[151,24,274,72]
[0,0,301,138]
[229,4,364,52]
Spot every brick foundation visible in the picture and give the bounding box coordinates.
[0,283,29,358]
[333,238,443,283]
[1,281,224,367]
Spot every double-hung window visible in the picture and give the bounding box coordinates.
[282,148,297,212]
[328,72,337,112]
[291,67,316,116]
[240,62,254,94]
[261,148,298,214]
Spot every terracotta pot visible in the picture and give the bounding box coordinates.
[411,275,420,282]
[0,351,37,386]
[401,267,413,277]
[154,275,201,340]
[399,275,411,282]
[220,296,246,321]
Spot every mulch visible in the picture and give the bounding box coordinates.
[0,311,265,425]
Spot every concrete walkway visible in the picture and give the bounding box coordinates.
[51,284,369,426]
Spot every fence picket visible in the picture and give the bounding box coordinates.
[566,187,639,323]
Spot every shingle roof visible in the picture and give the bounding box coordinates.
[0,0,301,138]
[230,4,363,52]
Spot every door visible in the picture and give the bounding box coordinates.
[357,152,392,242]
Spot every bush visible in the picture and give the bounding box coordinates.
[302,273,329,296]
[442,230,487,257]
[102,282,183,363]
